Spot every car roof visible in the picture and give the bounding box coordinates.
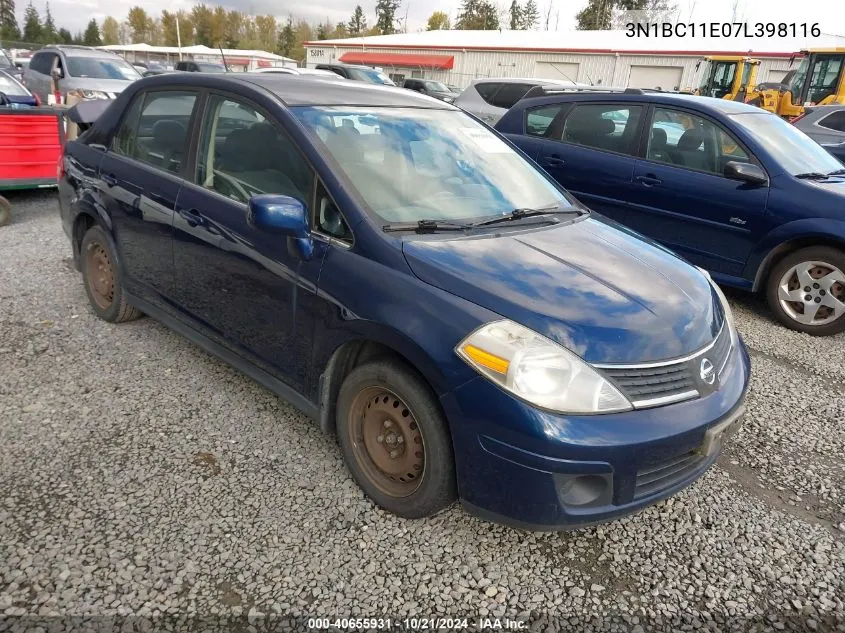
[40,45,120,58]
[318,63,377,71]
[516,91,764,115]
[136,73,454,109]
[472,77,584,86]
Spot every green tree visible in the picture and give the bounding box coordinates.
[508,0,522,29]
[191,4,214,45]
[277,16,295,56]
[22,1,40,43]
[57,26,72,43]
[348,5,366,36]
[101,16,119,44]
[82,19,101,46]
[223,10,244,48]
[0,0,21,42]
[521,0,539,28]
[253,14,276,51]
[127,6,153,43]
[374,0,400,34]
[41,1,56,43]
[426,10,449,30]
[456,0,498,29]
[315,21,328,40]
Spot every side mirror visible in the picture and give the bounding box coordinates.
[725,161,768,185]
[248,194,314,259]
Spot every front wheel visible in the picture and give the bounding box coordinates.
[766,246,845,336]
[336,359,457,518]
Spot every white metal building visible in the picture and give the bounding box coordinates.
[304,29,845,89]
[99,43,296,72]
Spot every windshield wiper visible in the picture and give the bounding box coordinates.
[471,206,578,228]
[794,172,830,180]
[382,219,472,233]
[826,168,845,176]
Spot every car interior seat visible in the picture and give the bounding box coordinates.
[673,129,709,171]
[648,127,670,162]
[150,120,188,172]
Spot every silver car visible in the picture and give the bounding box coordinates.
[23,45,141,104]
[454,77,593,125]
[792,105,845,145]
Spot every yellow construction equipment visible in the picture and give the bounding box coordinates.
[693,56,760,101]
[745,48,845,119]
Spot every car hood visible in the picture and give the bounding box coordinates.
[402,217,722,364]
[802,175,845,195]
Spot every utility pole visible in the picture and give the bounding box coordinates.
[176,13,182,60]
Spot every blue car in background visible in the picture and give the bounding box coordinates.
[0,69,39,106]
[497,92,845,336]
[59,74,749,529]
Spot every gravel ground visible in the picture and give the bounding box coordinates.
[1,191,844,633]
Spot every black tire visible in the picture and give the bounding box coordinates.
[766,246,845,336]
[80,225,142,323]
[336,359,457,518]
[0,196,10,227]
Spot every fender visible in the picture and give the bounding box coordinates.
[745,218,845,290]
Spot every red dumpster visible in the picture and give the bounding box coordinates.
[0,107,66,226]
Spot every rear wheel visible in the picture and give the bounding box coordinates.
[767,246,845,336]
[336,359,456,518]
[80,226,142,323]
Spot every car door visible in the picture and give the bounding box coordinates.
[27,52,54,103]
[531,101,644,224]
[170,92,326,391]
[626,106,769,277]
[98,89,199,306]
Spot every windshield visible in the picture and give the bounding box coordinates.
[349,68,395,85]
[0,49,12,70]
[0,73,28,96]
[424,80,449,92]
[67,57,141,80]
[197,63,226,73]
[787,56,809,99]
[292,106,572,223]
[732,112,843,175]
[700,61,736,98]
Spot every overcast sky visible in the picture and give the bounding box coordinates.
[23,0,845,41]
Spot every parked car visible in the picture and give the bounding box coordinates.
[59,72,749,529]
[251,67,340,78]
[792,104,845,145]
[315,63,395,85]
[454,77,593,125]
[402,78,458,102]
[175,60,227,73]
[497,91,845,335]
[0,48,22,80]
[0,69,39,106]
[23,45,141,103]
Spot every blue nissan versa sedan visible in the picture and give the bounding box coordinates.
[497,91,845,336]
[58,74,750,529]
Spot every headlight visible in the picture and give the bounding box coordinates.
[69,89,110,100]
[456,320,632,414]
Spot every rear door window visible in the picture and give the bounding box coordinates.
[526,105,567,137]
[29,52,54,74]
[560,104,644,155]
[112,91,198,174]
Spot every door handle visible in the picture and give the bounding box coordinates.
[178,207,205,227]
[101,173,117,187]
[543,155,566,167]
[636,175,663,186]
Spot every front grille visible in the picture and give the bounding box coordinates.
[634,450,705,500]
[598,324,733,409]
[601,364,696,407]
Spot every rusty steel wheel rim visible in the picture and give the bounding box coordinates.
[347,387,426,498]
[86,242,115,310]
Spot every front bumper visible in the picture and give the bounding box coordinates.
[441,337,751,530]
